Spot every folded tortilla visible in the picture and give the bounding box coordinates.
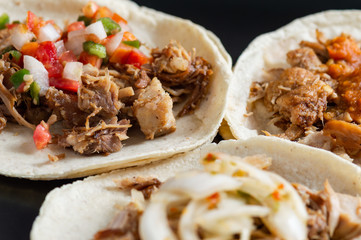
[224,10,361,154]
[30,137,361,239]
[0,0,232,179]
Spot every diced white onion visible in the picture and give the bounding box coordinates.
[37,24,60,42]
[85,21,107,41]
[65,29,86,56]
[23,55,49,96]
[119,22,130,32]
[106,31,123,55]
[62,61,83,82]
[54,40,66,57]
[10,25,35,50]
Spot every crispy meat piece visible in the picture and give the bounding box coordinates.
[46,87,90,127]
[287,47,327,72]
[111,64,151,90]
[114,176,161,200]
[94,203,141,240]
[79,71,123,118]
[58,119,130,155]
[133,78,176,140]
[265,67,333,128]
[149,41,213,116]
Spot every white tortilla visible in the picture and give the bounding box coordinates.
[0,0,232,179]
[31,137,361,240]
[225,10,361,141]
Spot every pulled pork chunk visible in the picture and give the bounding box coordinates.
[58,119,130,155]
[149,41,213,116]
[94,203,141,240]
[46,87,90,127]
[293,181,361,240]
[114,176,161,200]
[79,70,123,118]
[0,28,11,53]
[133,78,176,140]
[111,64,151,90]
[287,47,327,72]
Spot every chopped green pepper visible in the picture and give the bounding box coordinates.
[12,20,20,24]
[30,81,40,105]
[10,69,30,89]
[77,15,92,26]
[97,17,121,35]
[83,41,107,58]
[123,40,140,49]
[0,13,9,30]
[8,50,22,62]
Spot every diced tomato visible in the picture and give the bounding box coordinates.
[33,121,51,150]
[16,82,26,93]
[49,77,80,92]
[59,51,77,65]
[35,41,63,78]
[79,51,102,68]
[109,43,133,64]
[112,13,127,25]
[26,11,45,36]
[67,21,85,32]
[21,42,39,57]
[6,23,19,30]
[126,50,149,68]
[122,31,137,41]
[82,1,99,18]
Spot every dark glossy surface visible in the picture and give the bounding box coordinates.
[1,1,361,239]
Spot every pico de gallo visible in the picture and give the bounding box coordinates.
[0,2,213,155]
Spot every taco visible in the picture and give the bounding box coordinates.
[0,0,231,179]
[30,137,361,239]
[224,10,361,162]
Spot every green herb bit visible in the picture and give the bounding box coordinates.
[77,15,92,26]
[10,69,30,89]
[97,17,121,36]
[123,40,140,49]
[30,81,40,105]
[83,41,107,58]
[0,13,9,30]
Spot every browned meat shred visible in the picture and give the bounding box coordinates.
[58,119,131,154]
[133,78,176,140]
[264,67,333,129]
[147,41,213,117]
[0,28,11,53]
[114,176,161,200]
[94,203,141,240]
[287,47,327,72]
[0,109,6,132]
[293,181,361,240]
[79,71,123,118]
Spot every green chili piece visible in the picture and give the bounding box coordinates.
[123,40,140,49]
[77,15,92,26]
[10,69,30,89]
[97,17,121,35]
[0,13,9,30]
[8,50,22,62]
[83,41,107,58]
[30,81,40,105]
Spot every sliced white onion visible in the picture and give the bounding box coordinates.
[54,40,66,57]
[23,55,49,96]
[65,29,86,56]
[10,25,35,50]
[85,21,107,41]
[119,21,130,32]
[106,31,123,55]
[37,24,60,42]
[62,62,83,82]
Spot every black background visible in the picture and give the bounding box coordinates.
[1,0,361,239]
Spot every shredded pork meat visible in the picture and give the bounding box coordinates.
[58,119,131,155]
[114,176,161,200]
[133,78,176,140]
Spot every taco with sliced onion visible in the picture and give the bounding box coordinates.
[0,0,231,179]
[31,137,361,240]
[224,10,361,162]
